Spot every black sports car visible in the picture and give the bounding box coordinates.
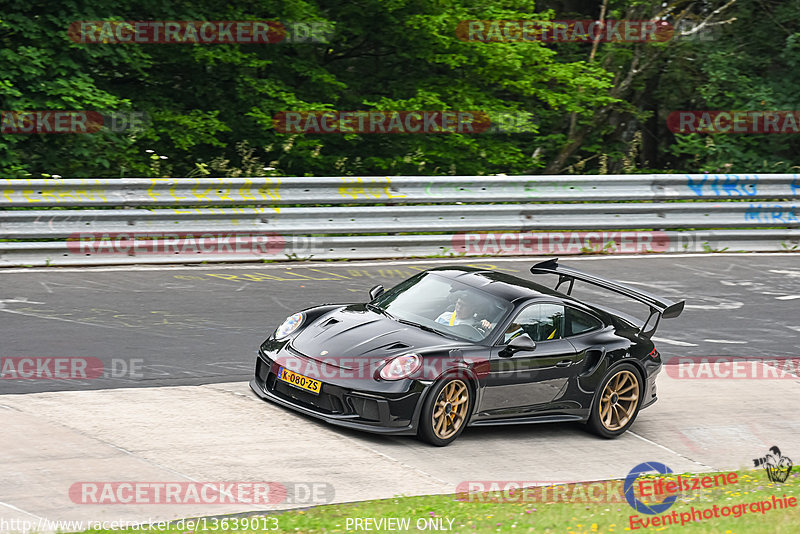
[250,259,684,446]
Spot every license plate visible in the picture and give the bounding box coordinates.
[277,367,322,395]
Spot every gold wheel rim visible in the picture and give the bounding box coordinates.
[431,380,469,440]
[599,370,640,431]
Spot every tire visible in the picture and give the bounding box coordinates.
[587,363,643,438]
[418,376,473,446]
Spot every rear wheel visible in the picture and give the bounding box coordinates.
[418,376,472,446]
[588,363,642,438]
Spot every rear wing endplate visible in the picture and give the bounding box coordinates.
[530,258,685,337]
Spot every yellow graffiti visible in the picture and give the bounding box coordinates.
[22,189,41,202]
[239,179,257,201]
[169,184,187,201]
[57,189,77,200]
[257,178,281,213]
[192,183,213,201]
[178,264,515,286]
[383,176,407,199]
[75,189,101,201]
[465,263,519,272]
[338,177,406,200]
[147,178,169,201]
[216,178,232,201]
[257,178,281,201]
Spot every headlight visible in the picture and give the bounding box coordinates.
[274,312,305,339]
[379,353,422,380]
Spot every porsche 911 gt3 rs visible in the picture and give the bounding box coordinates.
[250,259,684,446]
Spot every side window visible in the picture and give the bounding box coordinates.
[502,303,565,343]
[566,307,603,336]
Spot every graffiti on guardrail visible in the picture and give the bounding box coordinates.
[338,177,407,200]
[686,174,759,197]
[146,177,281,204]
[1,183,107,203]
[423,180,582,198]
[745,204,800,223]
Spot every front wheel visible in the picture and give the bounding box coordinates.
[587,363,643,438]
[418,377,472,446]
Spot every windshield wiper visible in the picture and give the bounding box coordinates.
[396,318,459,340]
[366,303,395,320]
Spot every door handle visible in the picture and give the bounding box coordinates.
[556,360,572,367]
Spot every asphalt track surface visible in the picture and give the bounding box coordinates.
[2,254,800,527]
[2,254,800,395]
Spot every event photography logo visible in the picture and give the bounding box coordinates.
[754,446,793,483]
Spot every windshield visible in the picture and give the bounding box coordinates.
[371,272,513,342]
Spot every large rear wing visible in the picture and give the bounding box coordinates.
[530,258,685,337]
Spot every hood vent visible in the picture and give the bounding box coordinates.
[321,318,341,327]
[384,342,411,351]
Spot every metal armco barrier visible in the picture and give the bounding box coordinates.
[1,174,798,266]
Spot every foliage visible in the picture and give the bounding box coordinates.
[1,0,798,177]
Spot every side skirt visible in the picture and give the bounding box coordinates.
[468,414,587,427]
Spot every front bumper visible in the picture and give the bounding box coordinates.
[250,349,428,435]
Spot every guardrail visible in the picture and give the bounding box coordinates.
[1,174,798,266]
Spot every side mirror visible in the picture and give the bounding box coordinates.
[500,333,536,357]
[369,285,385,300]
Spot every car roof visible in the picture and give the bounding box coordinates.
[426,266,568,303]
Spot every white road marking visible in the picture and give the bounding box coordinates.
[0,308,124,329]
[628,431,713,470]
[652,336,698,347]
[703,339,747,344]
[775,295,800,300]
[769,269,800,278]
[0,297,45,308]
[0,500,43,520]
[685,300,743,310]
[786,326,800,332]
[0,308,180,339]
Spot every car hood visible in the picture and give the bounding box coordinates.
[290,304,460,368]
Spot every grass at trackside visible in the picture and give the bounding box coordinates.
[72,469,799,534]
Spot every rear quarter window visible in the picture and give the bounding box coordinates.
[566,306,603,336]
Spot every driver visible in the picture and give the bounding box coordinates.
[435,291,493,331]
